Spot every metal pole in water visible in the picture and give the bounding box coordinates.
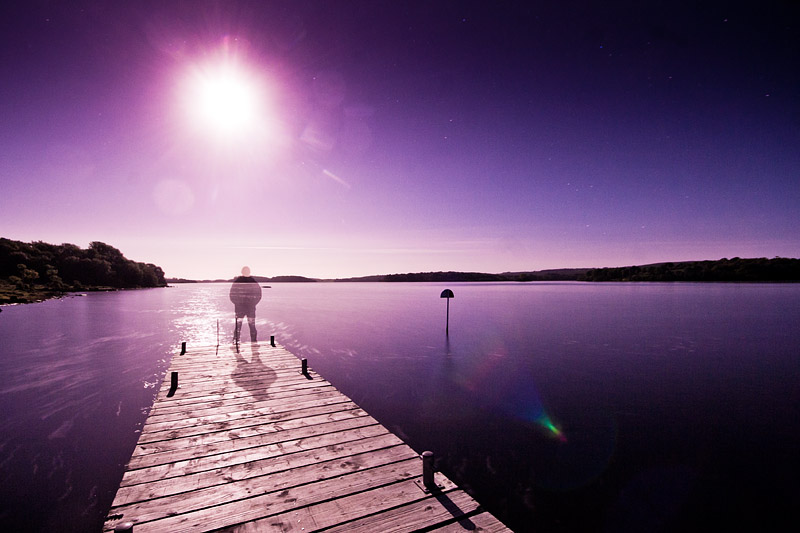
[440,289,454,336]
[217,319,219,347]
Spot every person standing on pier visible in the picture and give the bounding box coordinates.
[229,266,262,344]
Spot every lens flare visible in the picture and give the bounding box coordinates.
[537,413,567,442]
[518,387,567,442]
[453,338,567,443]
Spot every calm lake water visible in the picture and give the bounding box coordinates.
[1,282,798,531]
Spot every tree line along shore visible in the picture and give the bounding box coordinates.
[0,238,166,305]
[170,258,799,284]
[2,237,797,305]
[582,257,799,282]
[331,258,799,282]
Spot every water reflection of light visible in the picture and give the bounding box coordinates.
[171,286,231,346]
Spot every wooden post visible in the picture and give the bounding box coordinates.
[180,341,186,355]
[301,358,308,375]
[270,335,276,347]
[167,371,178,397]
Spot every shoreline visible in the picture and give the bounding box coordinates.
[0,283,167,306]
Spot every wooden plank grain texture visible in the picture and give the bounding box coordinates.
[104,342,511,532]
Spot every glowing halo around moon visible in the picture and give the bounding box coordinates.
[179,50,280,149]
[194,66,258,135]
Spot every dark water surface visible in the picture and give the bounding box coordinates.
[1,282,798,531]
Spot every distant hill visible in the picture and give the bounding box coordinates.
[330,268,591,282]
[583,257,800,282]
[167,275,318,284]
[165,257,800,287]
[1,238,167,304]
[260,275,317,283]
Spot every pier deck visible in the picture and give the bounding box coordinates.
[104,342,511,532]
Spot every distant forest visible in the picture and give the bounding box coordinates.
[583,257,800,282]
[334,269,589,282]
[333,259,799,283]
[0,238,166,303]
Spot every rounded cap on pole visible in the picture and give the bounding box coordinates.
[440,289,454,298]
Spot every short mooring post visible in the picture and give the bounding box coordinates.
[422,450,436,490]
[180,341,186,355]
[114,521,134,532]
[167,371,178,397]
[270,335,276,347]
[301,358,308,375]
[440,289,454,335]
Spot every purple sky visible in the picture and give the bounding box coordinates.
[2,1,798,279]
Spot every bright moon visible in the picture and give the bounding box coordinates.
[198,71,256,132]
[182,61,266,142]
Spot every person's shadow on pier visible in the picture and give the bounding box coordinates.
[434,491,477,530]
[231,343,276,402]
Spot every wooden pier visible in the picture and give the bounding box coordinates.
[104,341,511,532]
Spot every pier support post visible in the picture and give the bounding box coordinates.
[301,358,309,376]
[114,521,134,532]
[167,371,178,397]
[180,342,186,355]
[270,335,275,347]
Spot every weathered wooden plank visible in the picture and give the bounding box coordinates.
[145,382,333,418]
[161,346,301,370]
[117,435,410,506]
[154,367,317,398]
[219,477,465,532]
[303,487,486,533]
[107,447,425,530]
[139,394,353,436]
[143,387,342,424]
[148,382,334,412]
[121,423,389,487]
[159,356,306,377]
[155,367,313,392]
[157,353,307,380]
[131,407,370,457]
[127,412,378,470]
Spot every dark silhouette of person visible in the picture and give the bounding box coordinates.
[229,266,262,343]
